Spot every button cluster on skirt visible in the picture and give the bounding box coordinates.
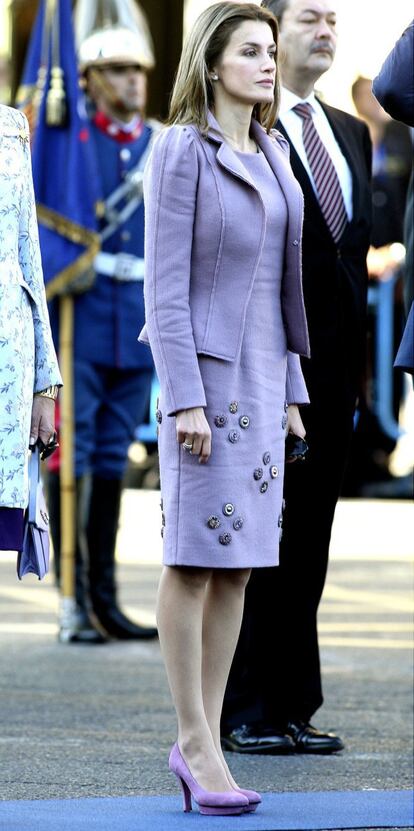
[212,401,252,446]
[206,501,244,546]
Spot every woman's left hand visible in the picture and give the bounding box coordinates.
[29,396,56,448]
[286,404,306,439]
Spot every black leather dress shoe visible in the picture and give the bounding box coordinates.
[94,606,158,640]
[286,720,344,753]
[221,724,295,755]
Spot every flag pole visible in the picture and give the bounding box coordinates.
[58,293,77,641]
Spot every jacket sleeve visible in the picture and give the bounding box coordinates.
[143,125,207,416]
[17,112,62,393]
[285,351,309,405]
[372,20,414,127]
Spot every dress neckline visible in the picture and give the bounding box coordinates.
[234,147,263,157]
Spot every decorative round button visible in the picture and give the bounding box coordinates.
[228,430,240,444]
[282,414,288,429]
[161,527,164,538]
[233,517,244,531]
[263,451,271,465]
[207,515,221,529]
[223,503,235,517]
[160,498,163,510]
[292,239,299,246]
[219,533,232,546]
[260,482,268,493]
[284,401,289,413]
[239,415,250,429]
[270,465,279,479]
[229,401,239,414]
[156,409,162,424]
[214,414,228,428]
[253,468,263,481]
[278,514,283,527]
[120,147,131,162]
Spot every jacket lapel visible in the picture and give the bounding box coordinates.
[250,120,303,238]
[277,105,364,244]
[276,118,333,241]
[206,111,258,190]
[216,140,258,189]
[206,112,303,243]
[318,101,361,225]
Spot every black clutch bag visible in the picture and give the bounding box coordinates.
[285,433,309,463]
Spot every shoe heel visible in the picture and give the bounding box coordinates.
[175,774,192,812]
[169,742,248,816]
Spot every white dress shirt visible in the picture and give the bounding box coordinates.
[279,88,353,221]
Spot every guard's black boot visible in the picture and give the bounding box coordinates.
[47,471,107,644]
[87,475,158,640]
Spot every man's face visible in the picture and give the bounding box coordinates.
[279,0,337,83]
[100,64,147,114]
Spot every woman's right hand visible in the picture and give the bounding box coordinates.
[176,407,212,464]
[29,395,56,448]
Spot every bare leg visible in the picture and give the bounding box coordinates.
[156,565,232,792]
[201,568,252,788]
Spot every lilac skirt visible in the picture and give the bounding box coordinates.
[0,508,24,551]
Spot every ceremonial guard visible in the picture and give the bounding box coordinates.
[47,2,159,642]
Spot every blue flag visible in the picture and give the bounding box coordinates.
[18,0,100,298]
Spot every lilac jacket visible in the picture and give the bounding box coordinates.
[139,113,310,416]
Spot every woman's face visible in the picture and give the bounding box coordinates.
[212,20,276,108]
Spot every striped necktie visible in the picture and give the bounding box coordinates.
[293,102,348,242]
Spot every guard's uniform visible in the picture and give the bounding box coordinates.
[47,9,159,642]
[67,112,155,478]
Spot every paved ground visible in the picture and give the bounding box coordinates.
[0,494,412,829]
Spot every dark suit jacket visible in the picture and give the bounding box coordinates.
[277,102,372,405]
[373,20,414,128]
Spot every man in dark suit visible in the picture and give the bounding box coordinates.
[221,0,372,754]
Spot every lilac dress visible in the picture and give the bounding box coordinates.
[158,149,290,568]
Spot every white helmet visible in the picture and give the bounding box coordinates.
[75,0,155,72]
[78,25,155,72]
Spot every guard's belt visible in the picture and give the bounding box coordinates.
[94,252,145,282]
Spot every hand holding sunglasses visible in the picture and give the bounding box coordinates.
[30,432,59,461]
[285,432,309,463]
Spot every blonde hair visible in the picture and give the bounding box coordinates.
[168,2,280,133]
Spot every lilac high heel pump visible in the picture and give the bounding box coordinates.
[168,743,249,815]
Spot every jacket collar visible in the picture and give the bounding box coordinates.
[204,111,303,253]
[205,110,291,193]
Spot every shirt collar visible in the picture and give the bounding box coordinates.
[279,87,318,116]
[93,111,144,143]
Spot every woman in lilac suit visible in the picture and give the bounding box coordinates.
[141,2,309,815]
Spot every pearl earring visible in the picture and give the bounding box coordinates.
[211,74,219,81]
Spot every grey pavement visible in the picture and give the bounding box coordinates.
[0,493,413,829]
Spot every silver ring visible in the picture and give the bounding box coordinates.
[183,442,193,451]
